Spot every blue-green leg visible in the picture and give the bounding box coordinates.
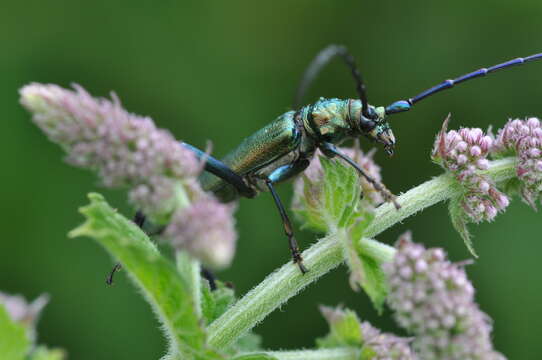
[320,142,400,209]
[265,159,310,274]
[181,142,256,198]
[106,210,147,285]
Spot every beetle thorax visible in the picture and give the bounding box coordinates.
[301,98,357,144]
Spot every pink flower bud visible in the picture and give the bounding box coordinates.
[165,198,237,269]
[528,117,540,128]
[480,136,493,152]
[470,128,483,142]
[456,141,468,152]
[446,130,461,143]
[529,148,541,157]
[496,194,509,209]
[457,154,468,165]
[470,145,482,157]
[476,158,489,170]
[478,181,490,193]
[485,205,497,220]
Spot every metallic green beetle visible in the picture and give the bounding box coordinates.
[192,95,397,274]
[180,44,542,274]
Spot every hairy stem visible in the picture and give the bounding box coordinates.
[176,251,202,318]
[245,348,359,360]
[207,157,517,348]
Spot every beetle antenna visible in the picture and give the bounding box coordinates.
[294,45,372,119]
[385,53,542,115]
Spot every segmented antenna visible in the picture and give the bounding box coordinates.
[294,44,372,119]
[385,53,542,115]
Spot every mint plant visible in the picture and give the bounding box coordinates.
[13,83,541,359]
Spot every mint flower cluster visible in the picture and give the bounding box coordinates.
[20,84,237,268]
[493,117,542,207]
[383,233,505,360]
[433,115,542,226]
[432,117,509,222]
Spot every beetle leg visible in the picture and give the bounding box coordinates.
[181,142,256,198]
[265,173,308,274]
[106,209,220,289]
[106,210,147,285]
[201,267,217,291]
[320,142,400,209]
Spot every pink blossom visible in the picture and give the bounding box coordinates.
[493,117,542,208]
[432,116,509,222]
[383,234,505,360]
[20,83,238,268]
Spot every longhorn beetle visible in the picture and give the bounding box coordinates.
[108,44,542,282]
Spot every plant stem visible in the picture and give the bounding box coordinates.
[207,157,517,348]
[208,232,345,348]
[176,251,202,318]
[245,348,359,360]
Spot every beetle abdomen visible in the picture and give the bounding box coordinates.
[200,111,301,198]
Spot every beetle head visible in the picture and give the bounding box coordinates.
[359,105,396,155]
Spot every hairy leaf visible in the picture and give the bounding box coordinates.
[70,193,219,360]
[316,306,363,348]
[449,195,478,257]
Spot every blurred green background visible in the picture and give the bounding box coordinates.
[2,0,541,358]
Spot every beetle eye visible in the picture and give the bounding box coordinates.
[359,118,376,132]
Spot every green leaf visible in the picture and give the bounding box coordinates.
[294,156,362,233]
[201,281,235,324]
[316,306,363,348]
[340,212,387,313]
[0,304,30,360]
[320,157,362,230]
[449,195,478,258]
[354,243,388,314]
[28,346,66,360]
[69,193,218,360]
